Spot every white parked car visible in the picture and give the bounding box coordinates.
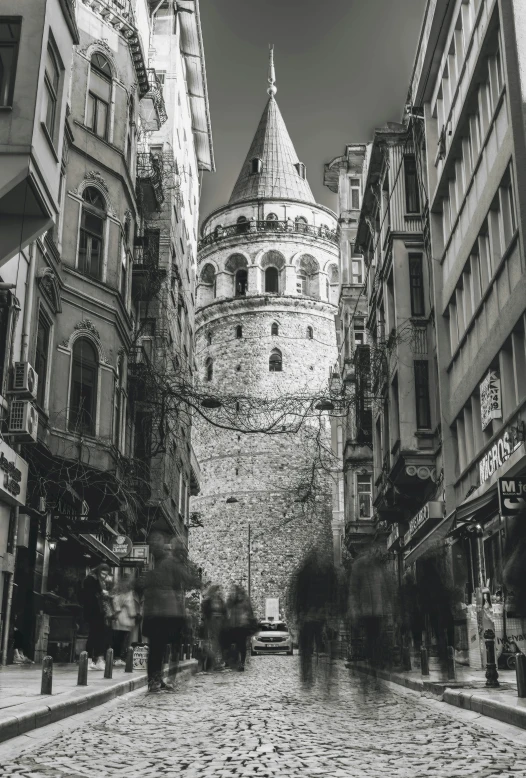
[251,621,293,656]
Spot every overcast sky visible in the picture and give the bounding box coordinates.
[198,0,426,220]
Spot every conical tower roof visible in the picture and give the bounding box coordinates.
[229,49,315,205]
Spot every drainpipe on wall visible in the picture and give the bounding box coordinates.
[1,243,36,665]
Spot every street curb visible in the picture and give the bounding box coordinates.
[347,663,526,730]
[0,660,198,744]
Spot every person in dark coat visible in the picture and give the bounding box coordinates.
[136,527,200,693]
[201,584,227,671]
[82,563,113,670]
[225,584,257,671]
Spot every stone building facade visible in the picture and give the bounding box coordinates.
[190,59,338,619]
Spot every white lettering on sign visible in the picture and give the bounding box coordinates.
[480,370,502,430]
[407,501,444,540]
[0,441,28,506]
[478,429,522,485]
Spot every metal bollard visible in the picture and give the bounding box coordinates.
[420,646,429,677]
[516,653,526,698]
[125,646,134,673]
[163,645,171,666]
[104,648,113,679]
[484,629,500,688]
[41,656,53,695]
[179,644,184,661]
[447,645,456,680]
[77,651,88,686]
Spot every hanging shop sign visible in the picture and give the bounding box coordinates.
[480,370,502,430]
[387,524,403,550]
[478,424,524,486]
[498,477,526,516]
[111,535,133,558]
[407,501,444,543]
[123,544,150,565]
[0,440,28,507]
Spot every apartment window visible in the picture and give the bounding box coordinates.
[357,474,372,518]
[87,53,112,139]
[265,267,279,293]
[500,170,517,247]
[351,259,363,285]
[34,313,51,408]
[409,254,425,316]
[120,240,127,300]
[69,339,98,436]
[269,349,282,372]
[0,18,21,107]
[414,360,431,429]
[126,97,134,169]
[354,318,365,347]
[43,42,60,140]
[404,156,420,213]
[0,290,14,394]
[350,178,360,210]
[78,187,106,280]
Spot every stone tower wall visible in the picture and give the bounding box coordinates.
[190,293,338,620]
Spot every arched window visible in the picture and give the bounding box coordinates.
[207,332,212,346]
[265,267,279,293]
[235,269,247,296]
[205,357,213,382]
[271,322,279,336]
[295,216,308,233]
[69,338,98,435]
[79,187,106,280]
[307,326,314,340]
[87,53,112,139]
[266,213,278,229]
[269,348,282,372]
[200,264,216,302]
[296,271,307,295]
[236,216,249,234]
[326,278,330,299]
[250,157,262,174]
[236,325,243,339]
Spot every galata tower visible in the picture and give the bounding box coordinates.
[190,51,339,619]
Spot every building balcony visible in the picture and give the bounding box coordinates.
[139,69,168,132]
[136,151,165,211]
[198,219,339,251]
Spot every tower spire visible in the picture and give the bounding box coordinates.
[267,44,277,97]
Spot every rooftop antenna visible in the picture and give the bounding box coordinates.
[267,44,277,97]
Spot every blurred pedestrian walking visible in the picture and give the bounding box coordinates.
[225,584,257,671]
[111,577,140,667]
[136,524,200,693]
[289,549,340,685]
[201,584,227,671]
[81,564,113,670]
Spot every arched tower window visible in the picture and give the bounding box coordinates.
[250,157,262,174]
[235,268,247,296]
[87,53,112,139]
[295,216,308,233]
[207,332,212,346]
[265,267,279,293]
[69,338,98,435]
[296,270,307,295]
[236,216,248,234]
[236,325,243,339]
[205,357,213,382]
[265,213,278,229]
[269,348,282,372]
[79,187,106,280]
[200,264,216,303]
[271,322,279,336]
[307,326,314,340]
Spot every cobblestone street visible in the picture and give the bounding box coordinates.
[1,658,526,777]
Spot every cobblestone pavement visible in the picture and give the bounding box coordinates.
[1,657,526,777]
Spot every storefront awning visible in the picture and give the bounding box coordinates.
[455,487,498,523]
[77,534,121,566]
[404,512,456,566]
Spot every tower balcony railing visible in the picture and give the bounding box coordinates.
[198,220,339,250]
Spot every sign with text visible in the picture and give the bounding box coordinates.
[498,477,526,516]
[480,370,502,430]
[407,501,444,542]
[111,535,133,558]
[479,425,523,486]
[0,440,28,507]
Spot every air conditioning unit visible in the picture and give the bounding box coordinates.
[8,400,38,442]
[10,362,38,400]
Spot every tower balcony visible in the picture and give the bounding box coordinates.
[198,219,339,252]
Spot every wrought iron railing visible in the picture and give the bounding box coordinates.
[146,69,168,126]
[136,151,164,207]
[198,220,339,250]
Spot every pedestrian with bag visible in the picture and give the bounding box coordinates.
[225,584,257,671]
[81,564,113,671]
[135,523,200,693]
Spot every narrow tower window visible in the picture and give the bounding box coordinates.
[269,348,282,372]
[265,267,279,293]
[295,162,306,180]
[307,326,313,340]
[235,268,247,296]
[250,157,262,174]
[236,325,243,339]
[271,322,279,336]
[205,357,213,382]
[207,332,212,346]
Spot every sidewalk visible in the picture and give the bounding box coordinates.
[0,659,197,744]
[348,661,526,730]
